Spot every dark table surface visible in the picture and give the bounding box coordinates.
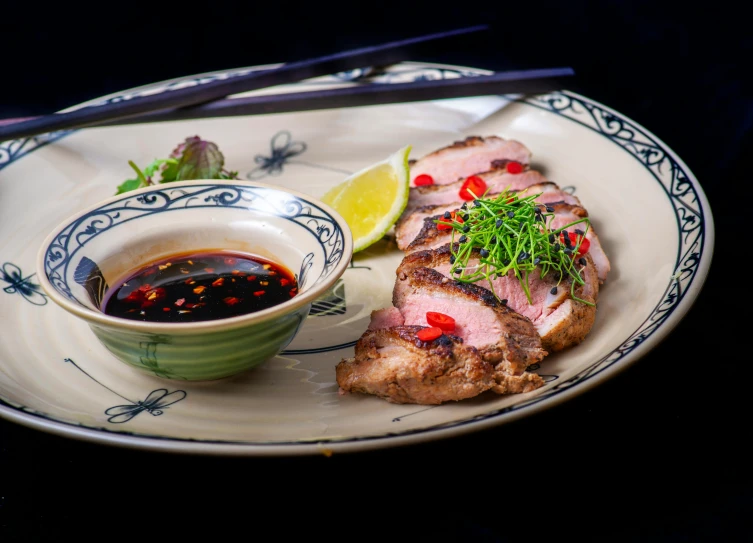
[1,2,751,540]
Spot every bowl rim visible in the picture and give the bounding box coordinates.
[35,178,354,334]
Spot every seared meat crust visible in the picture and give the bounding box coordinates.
[336,326,495,405]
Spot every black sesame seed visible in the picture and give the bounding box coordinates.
[533,257,541,265]
[503,259,511,266]
[450,255,456,264]
[480,249,490,258]
[459,235,467,243]
[496,219,503,228]
[473,200,481,207]
[553,243,561,251]
[546,206,554,213]
[507,211,515,218]
[550,286,558,295]
[500,299,508,305]
[549,234,555,243]
[564,248,573,255]
[563,232,572,246]
[459,213,468,221]
[518,252,528,262]
[443,211,452,219]
[490,236,497,244]
[575,229,584,236]
[460,203,467,210]
[578,257,587,266]
[463,225,470,233]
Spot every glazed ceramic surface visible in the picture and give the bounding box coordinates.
[0,61,714,455]
[35,180,351,381]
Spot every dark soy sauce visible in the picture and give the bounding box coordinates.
[101,250,298,323]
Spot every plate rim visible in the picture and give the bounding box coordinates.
[0,60,715,456]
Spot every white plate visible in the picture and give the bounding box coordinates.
[0,61,714,456]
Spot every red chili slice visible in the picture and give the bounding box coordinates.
[417,326,443,341]
[436,210,463,231]
[426,311,456,332]
[560,231,591,257]
[413,174,434,186]
[506,161,523,174]
[459,175,487,201]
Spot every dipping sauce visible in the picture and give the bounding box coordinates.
[101,250,298,323]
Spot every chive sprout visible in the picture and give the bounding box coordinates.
[433,188,594,306]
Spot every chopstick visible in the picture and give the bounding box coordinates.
[0,24,488,143]
[93,67,575,126]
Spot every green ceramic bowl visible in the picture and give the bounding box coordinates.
[36,180,353,381]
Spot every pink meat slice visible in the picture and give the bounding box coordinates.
[392,265,547,377]
[399,246,600,352]
[368,307,405,330]
[547,206,611,283]
[405,166,547,214]
[409,135,532,187]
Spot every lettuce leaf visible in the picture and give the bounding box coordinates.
[116,136,239,194]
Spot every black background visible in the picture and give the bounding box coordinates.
[1,1,751,540]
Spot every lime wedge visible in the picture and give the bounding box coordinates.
[321,145,412,253]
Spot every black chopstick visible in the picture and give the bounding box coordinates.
[92,67,575,126]
[0,24,489,143]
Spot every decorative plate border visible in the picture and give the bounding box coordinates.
[0,63,711,454]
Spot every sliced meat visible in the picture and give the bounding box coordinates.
[547,203,611,283]
[399,245,599,352]
[392,265,547,377]
[395,182,582,251]
[409,135,532,187]
[335,325,495,405]
[395,202,464,252]
[367,307,405,330]
[405,165,547,214]
[404,215,466,254]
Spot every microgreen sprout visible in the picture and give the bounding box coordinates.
[434,188,595,306]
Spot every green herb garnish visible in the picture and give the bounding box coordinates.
[115,136,240,194]
[436,188,594,306]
